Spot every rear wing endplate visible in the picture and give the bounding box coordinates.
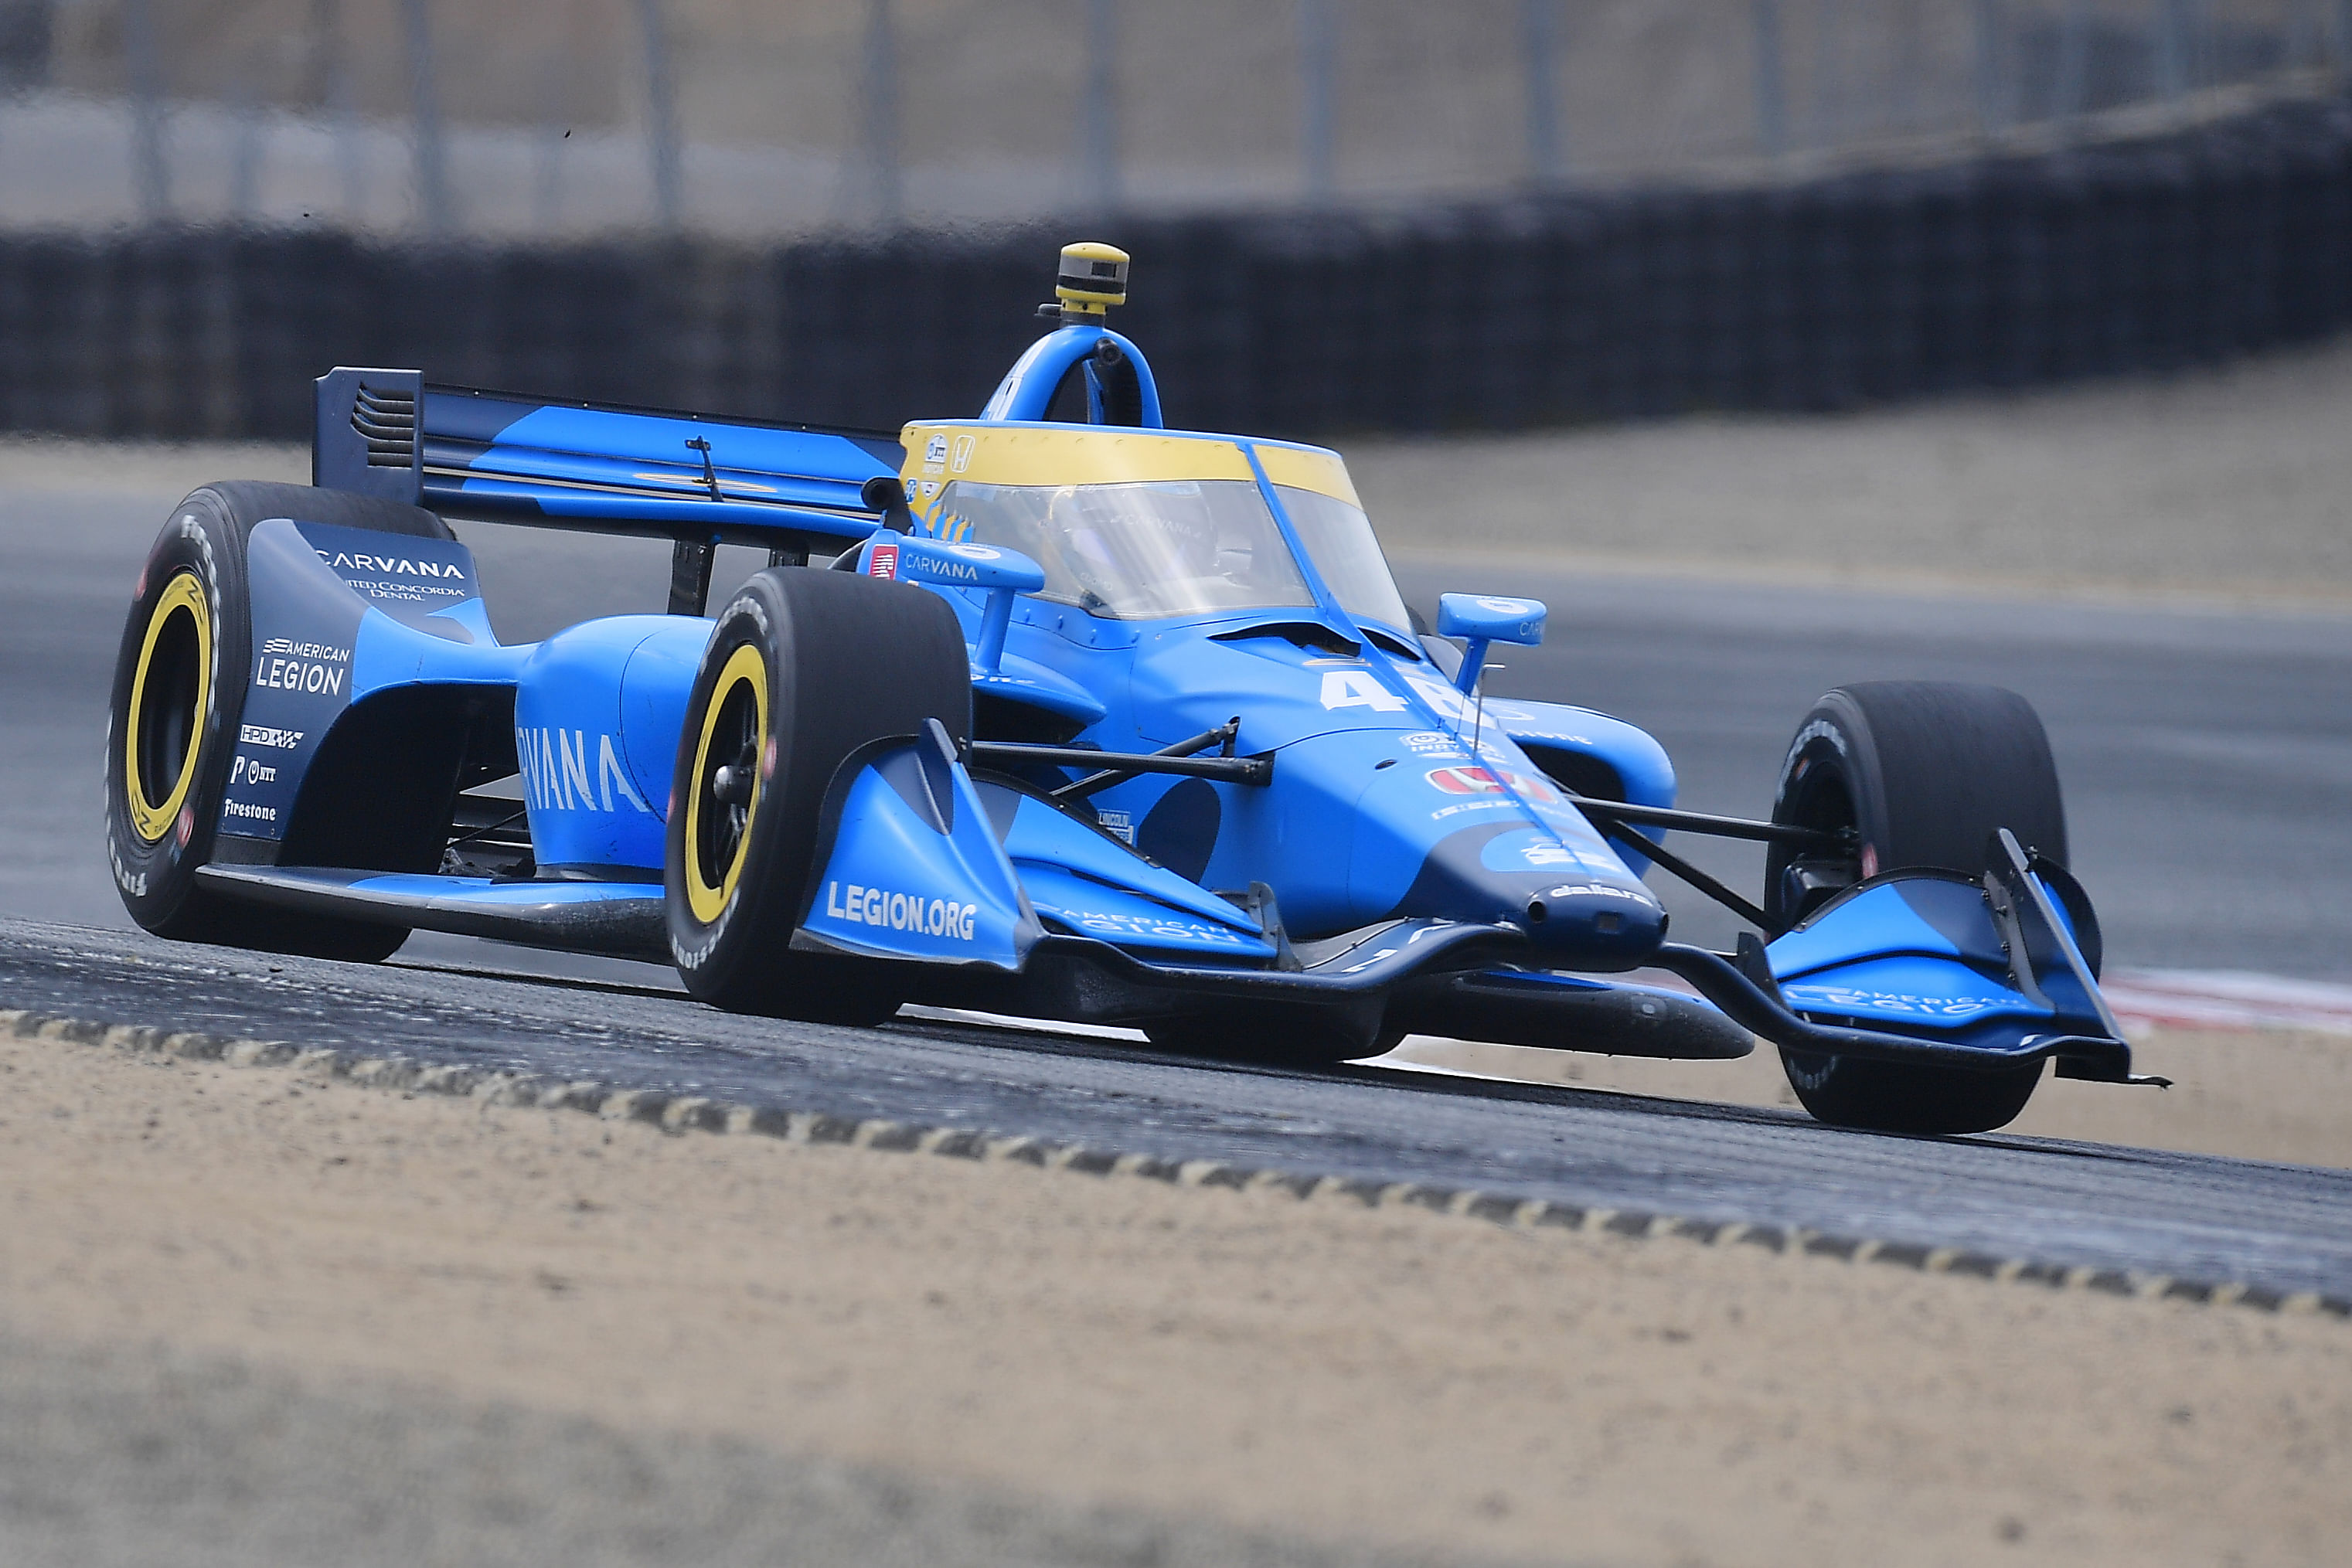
[314,367,905,561]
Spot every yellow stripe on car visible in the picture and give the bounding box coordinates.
[897,422,1366,515]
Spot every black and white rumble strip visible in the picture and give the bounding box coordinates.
[7,1005,2347,1324]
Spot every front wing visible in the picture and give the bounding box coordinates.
[200,734,2141,1080]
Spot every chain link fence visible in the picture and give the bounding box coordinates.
[1,1,2347,237]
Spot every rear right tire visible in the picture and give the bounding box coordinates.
[1763,681,2070,1136]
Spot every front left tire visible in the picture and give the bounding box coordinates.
[665,566,972,1023]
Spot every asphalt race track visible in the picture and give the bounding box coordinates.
[5,480,2352,1302]
[7,917,2351,1301]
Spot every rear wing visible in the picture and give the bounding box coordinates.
[314,368,906,598]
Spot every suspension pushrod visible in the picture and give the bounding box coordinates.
[1568,794,1847,849]
[1591,818,1775,933]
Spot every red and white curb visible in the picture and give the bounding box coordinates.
[2102,970,2352,1036]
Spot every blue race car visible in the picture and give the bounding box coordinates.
[104,242,2155,1134]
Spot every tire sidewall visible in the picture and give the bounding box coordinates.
[104,481,453,954]
[104,491,252,932]
[665,568,974,1015]
[1765,689,1890,924]
[1765,682,2064,1135]
[667,583,794,1002]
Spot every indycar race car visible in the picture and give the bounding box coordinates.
[105,241,2158,1134]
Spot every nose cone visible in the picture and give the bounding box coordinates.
[1372,818,1668,969]
[1520,876,1668,968]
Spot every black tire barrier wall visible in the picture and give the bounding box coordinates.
[3,96,2348,444]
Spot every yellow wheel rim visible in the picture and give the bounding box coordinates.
[124,570,213,844]
[682,643,769,924]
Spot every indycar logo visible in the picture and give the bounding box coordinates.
[825,881,978,940]
[865,542,899,580]
[516,727,652,815]
[238,724,304,750]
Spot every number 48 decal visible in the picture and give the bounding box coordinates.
[1317,669,1405,713]
[1318,668,1479,724]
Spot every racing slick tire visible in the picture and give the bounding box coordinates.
[105,481,452,963]
[1763,681,2071,1136]
[666,566,972,1025]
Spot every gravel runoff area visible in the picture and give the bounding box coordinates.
[1398,1022,2352,1172]
[3,1024,2349,1568]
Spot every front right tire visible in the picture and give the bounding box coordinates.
[1763,681,2071,1136]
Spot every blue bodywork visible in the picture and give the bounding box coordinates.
[194,318,2137,1083]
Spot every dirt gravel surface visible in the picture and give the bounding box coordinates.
[1395,1025,2352,1171]
[0,1334,1445,1568]
[3,1030,2349,1567]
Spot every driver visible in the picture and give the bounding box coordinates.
[1039,480,1271,614]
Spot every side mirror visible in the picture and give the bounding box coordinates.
[863,536,1047,674]
[1435,592,1546,695]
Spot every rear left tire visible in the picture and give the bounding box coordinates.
[104,481,450,963]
